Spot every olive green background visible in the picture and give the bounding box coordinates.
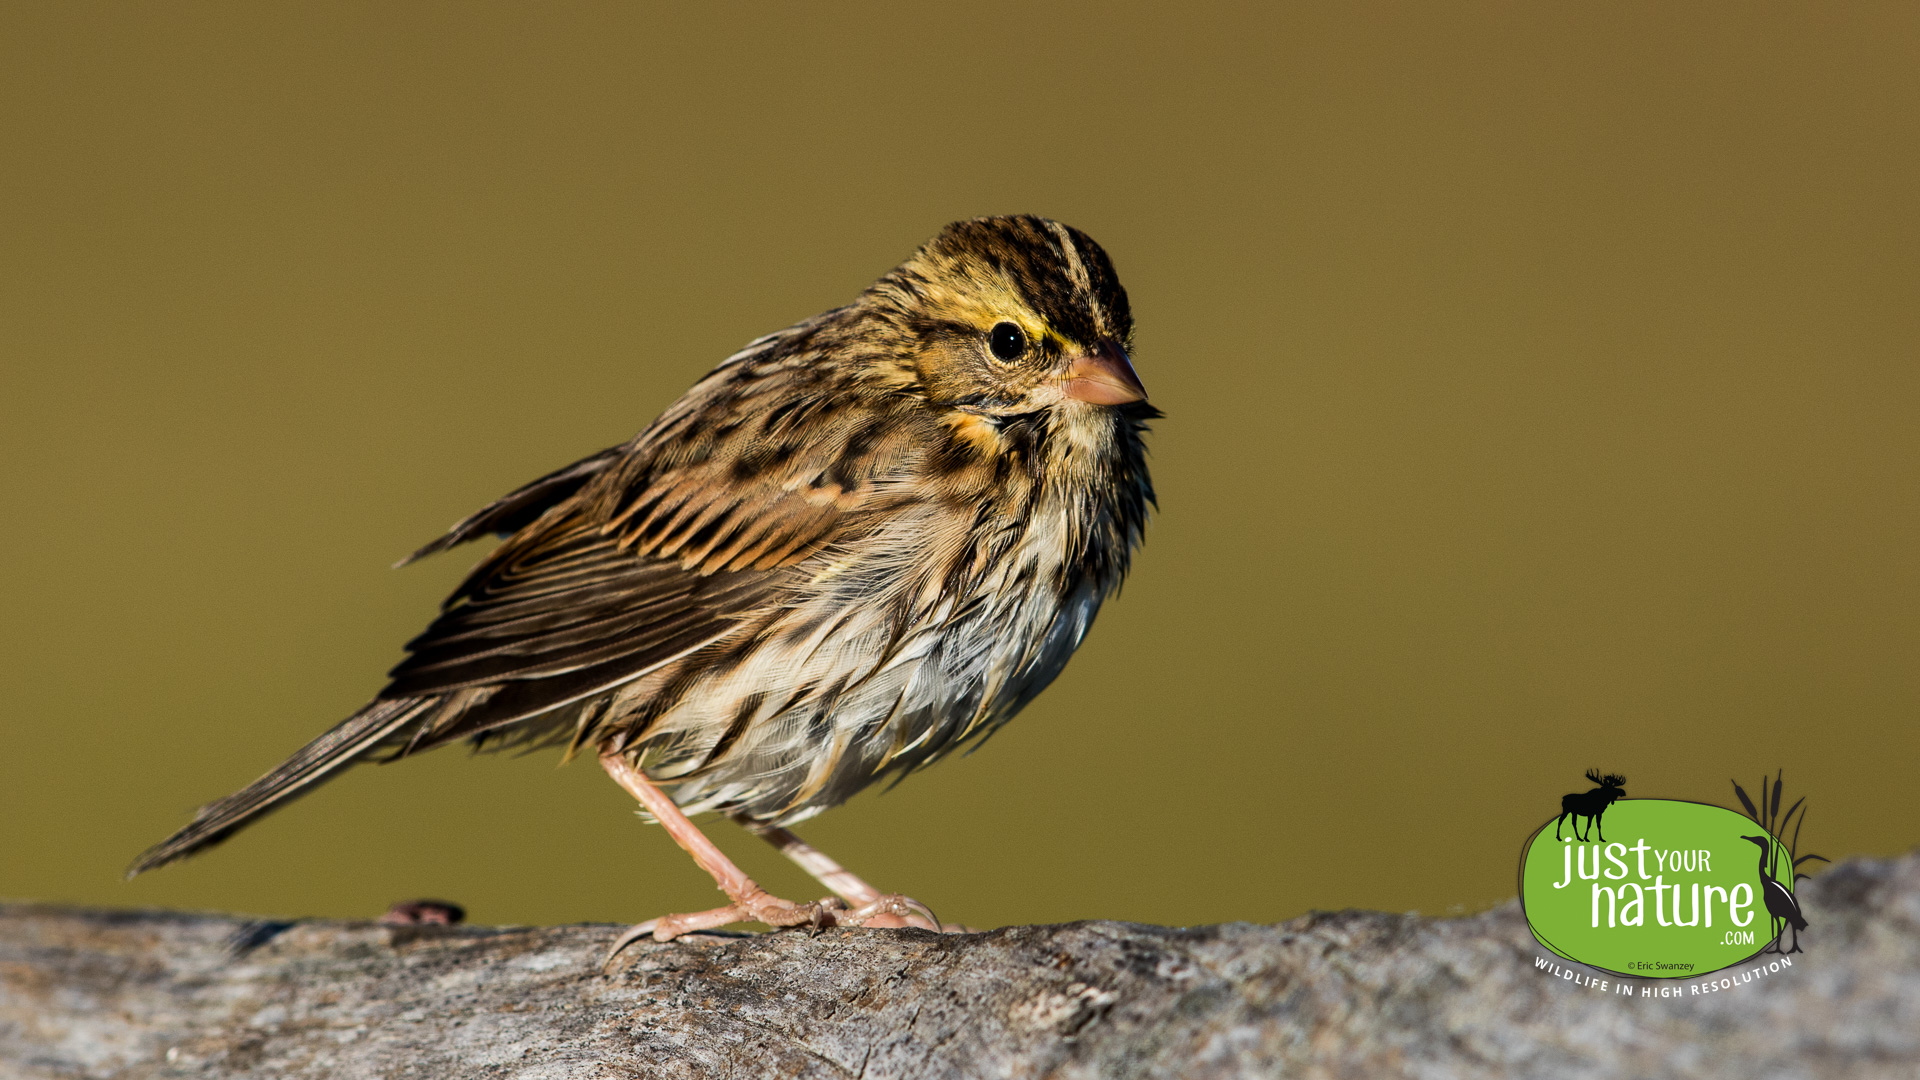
[3,4,1916,931]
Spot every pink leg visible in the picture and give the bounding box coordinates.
[743,822,946,932]
[599,753,837,958]
[744,824,882,905]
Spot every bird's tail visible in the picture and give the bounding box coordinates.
[126,697,434,878]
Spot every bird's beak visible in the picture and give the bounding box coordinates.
[1060,341,1148,405]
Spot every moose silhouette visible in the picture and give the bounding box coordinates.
[1554,769,1627,842]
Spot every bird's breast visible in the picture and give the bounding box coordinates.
[639,490,1114,825]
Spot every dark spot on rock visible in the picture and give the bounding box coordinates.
[380,900,465,926]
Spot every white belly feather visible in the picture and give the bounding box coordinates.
[636,498,1106,824]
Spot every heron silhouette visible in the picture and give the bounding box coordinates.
[1741,834,1807,954]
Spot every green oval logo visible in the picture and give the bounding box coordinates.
[1519,799,1797,978]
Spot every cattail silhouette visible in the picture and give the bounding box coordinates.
[1731,771,1829,955]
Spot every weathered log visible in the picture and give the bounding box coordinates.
[3,851,1916,1078]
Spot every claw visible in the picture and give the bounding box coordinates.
[603,917,664,966]
[840,893,943,932]
[602,894,853,968]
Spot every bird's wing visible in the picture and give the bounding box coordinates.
[383,384,931,746]
[129,354,934,873]
[396,444,626,566]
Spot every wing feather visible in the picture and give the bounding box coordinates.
[382,524,778,701]
[376,386,933,746]
[397,445,623,566]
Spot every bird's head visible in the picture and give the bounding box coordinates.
[1740,835,1772,850]
[863,216,1152,431]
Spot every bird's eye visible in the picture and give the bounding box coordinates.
[988,321,1027,361]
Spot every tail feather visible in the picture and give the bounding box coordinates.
[126,697,434,878]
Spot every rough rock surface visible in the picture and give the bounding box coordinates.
[2,852,1915,1079]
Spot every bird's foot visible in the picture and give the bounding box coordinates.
[838,893,944,932]
[736,822,974,933]
[604,887,842,963]
[603,889,967,964]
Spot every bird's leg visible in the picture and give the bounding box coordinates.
[739,822,882,906]
[599,753,841,957]
[738,819,947,933]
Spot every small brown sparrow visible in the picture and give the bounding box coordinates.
[131,216,1157,949]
